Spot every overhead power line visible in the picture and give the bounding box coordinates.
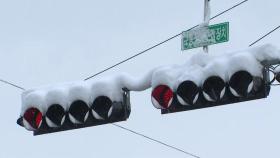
[209,0,248,20]
[112,123,200,158]
[0,79,25,90]
[83,31,182,81]
[84,0,249,81]
[249,25,280,46]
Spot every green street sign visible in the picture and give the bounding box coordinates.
[182,22,229,50]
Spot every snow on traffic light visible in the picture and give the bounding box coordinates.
[150,44,280,114]
[17,44,280,135]
[17,71,153,135]
[17,80,131,135]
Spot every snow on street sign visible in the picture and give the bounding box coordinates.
[182,22,229,50]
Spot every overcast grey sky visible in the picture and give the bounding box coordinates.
[0,0,280,158]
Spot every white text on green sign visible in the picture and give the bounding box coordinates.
[182,22,229,50]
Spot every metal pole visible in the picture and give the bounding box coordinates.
[203,0,210,53]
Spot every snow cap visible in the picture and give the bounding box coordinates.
[19,44,280,116]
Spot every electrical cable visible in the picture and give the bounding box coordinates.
[249,25,280,47]
[112,123,200,158]
[84,0,249,81]
[0,79,25,90]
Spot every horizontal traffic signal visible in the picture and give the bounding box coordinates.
[152,68,271,114]
[150,44,280,114]
[17,88,131,135]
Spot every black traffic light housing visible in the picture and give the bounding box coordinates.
[160,60,279,114]
[17,88,131,136]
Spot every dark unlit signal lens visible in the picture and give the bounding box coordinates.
[275,72,280,83]
[108,103,123,120]
[69,100,89,124]
[92,96,112,120]
[176,81,200,105]
[202,76,226,102]
[46,104,65,128]
[229,71,253,97]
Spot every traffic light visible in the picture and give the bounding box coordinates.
[17,87,131,135]
[151,56,280,114]
[151,85,174,109]
[177,80,200,105]
[202,76,226,102]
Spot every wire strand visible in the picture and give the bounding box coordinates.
[112,123,200,158]
[249,25,280,47]
[84,31,183,80]
[0,79,25,90]
[84,0,249,81]
[210,0,248,20]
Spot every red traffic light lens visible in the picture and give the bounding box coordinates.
[151,85,173,109]
[23,107,42,130]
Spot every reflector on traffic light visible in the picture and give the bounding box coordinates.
[17,87,131,136]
